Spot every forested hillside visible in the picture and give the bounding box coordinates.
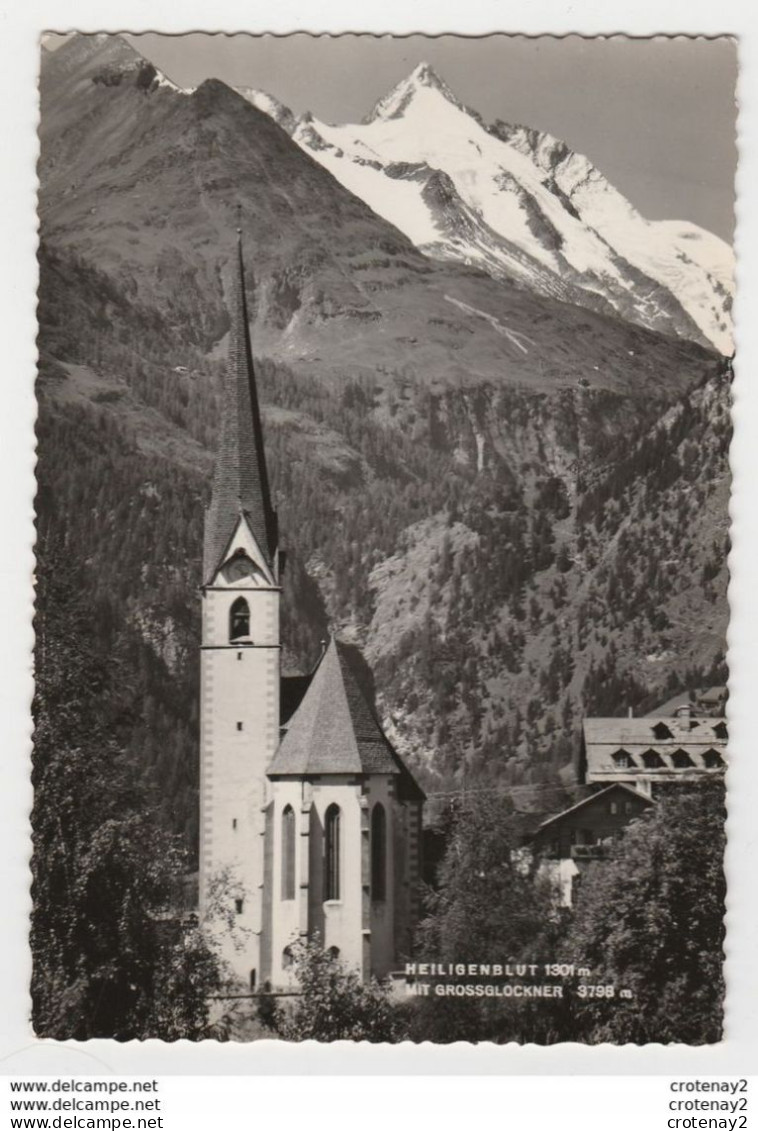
[36,35,730,857]
[36,327,730,849]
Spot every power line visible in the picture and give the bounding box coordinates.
[425,782,575,800]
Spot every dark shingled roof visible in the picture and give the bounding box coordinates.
[533,783,653,835]
[203,237,277,582]
[269,639,424,797]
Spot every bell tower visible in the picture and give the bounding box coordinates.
[199,231,281,986]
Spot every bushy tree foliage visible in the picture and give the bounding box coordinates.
[417,794,555,961]
[32,536,224,1039]
[272,940,403,1042]
[405,787,725,1044]
[563,784,726,1044]
[408,794,563,1042]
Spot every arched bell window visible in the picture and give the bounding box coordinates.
[229,596,250,642]
[325,804,341,901]
[371,803,387,902]
[281,805,295,901]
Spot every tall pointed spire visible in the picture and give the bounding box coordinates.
[203,231,277,582]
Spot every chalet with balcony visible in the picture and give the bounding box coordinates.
[531,784,653,906]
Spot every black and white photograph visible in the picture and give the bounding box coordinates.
[32,30,735,1045]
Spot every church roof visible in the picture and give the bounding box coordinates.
[269,638,424,796]
[203,236,278,582]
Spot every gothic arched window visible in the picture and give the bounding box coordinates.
[229,597,250,642]
[281,805,295,901]
[371,803,387,902]
[325,804,341,901]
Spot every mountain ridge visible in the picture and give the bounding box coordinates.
[36,34,729,827]
[239,60,732,354]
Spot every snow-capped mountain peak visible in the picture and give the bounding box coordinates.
[252,63,734,354]
[410,60,444,85]
[363,60,471,124]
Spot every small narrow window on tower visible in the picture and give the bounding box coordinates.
[232,818,237,830]
[235,898,244,915]
[237,652,243,661]
[237,721,243,731]
[229,596,250,642]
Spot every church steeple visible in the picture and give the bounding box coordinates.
[203,233,278,583]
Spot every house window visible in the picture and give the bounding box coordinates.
[612,751,631,768]
[704,749,725,769]
[235,898,244,915]
[672,749,694,768]
[229,597,250,642]
[325,804,341,901]
[371,803,387,901]
[624,801,633,814]
[652,722,672,740]
[282,805,296,901]
[642,749,664,769]
[609,800,619,815]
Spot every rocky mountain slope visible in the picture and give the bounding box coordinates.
[240,62,733,355]
[40,38,715,407]
[36,35,729,833]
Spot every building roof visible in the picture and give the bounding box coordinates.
[203,236,278,582]
[584,715,727,749]
[583,714,727,778]
[269,638,424,796]
[533,783,653,835]
[699,685,728,704]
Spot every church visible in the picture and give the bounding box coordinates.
[198,236,425,991]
